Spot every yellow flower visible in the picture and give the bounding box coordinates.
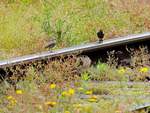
[115,110,122,113]
[85,90,93,95]
[62,91,69,96]
[6,95,17,107]
[73,104,82,108]
[11,99,17,105]
[49,84,56,89]
[88,98,97,102]
[68,88,75,95]
[87,95,98,102]
[16,89,23,95]
[7,96,13,100]
[62,89,75,96]
[90,95,97,99]
[118,68,126,74]
[139,67,149,73]
[65,111,70,113]
[45,101,56,107]
[78,87,84,91]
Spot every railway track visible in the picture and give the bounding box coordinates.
[0,32,150,78]
[130,102,150,113]
[0,32,150,112]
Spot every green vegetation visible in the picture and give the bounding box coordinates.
[1,0,150,59]
[0,51,150,113]
[0,65,150,113]
[0,0,150,113]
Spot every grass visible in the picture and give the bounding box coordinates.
[0,51,150,113]
[1,0,150,113]
[0,68,150,113]
[0,0,150,59]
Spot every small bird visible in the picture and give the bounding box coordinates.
[45,37,56,49]
[97,30,104,42]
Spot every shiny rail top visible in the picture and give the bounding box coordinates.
[0,32,150,67]
[130,102,150,112]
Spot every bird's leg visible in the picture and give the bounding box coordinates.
[48,50,54,53]
[99,39,103,43]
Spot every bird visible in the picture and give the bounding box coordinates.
[97,30,104,42]
[45,37,56,49]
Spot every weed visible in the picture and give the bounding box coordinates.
[107,50,118,67]
[130,46,150,68]
[81,72,90,81]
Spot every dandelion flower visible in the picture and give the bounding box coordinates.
[7,96,13,100]
[62,91,69,96]
[6,95,17,104]
[16,89,23,95]
[115,110,122,113]
[87,95,98,102]
[85,90,93,95]
[6,95,17,107]
[91,95,97,99]
[88,98,97,102]
[118,68,126,74]
[139,67,149,73]
[45,101,56,107]
[49,84,56,89]
[62,89,75,96]
[68,88,75,95]
[65,111,70,113]
[11,99,17,105]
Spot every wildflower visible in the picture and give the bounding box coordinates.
[62,91,69,96]
[65,111,70,113]
[78,87,84,91]
[10,99,17,105]
[45,101,56,107]
[73,104,82,108]
[88,98,97,102]
[90,95,97,99]
[85,90,93,95]
[115,110,122,113]
[139,67,149,73]
[49,83,56,89]
[7,96,13,100]
[118,68,126,74]
[68,88,75,95]
[6,95,17,107]
[62,89,75,96]
[16,89,23,95]
[88,95,98,102]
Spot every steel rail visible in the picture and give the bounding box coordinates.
[88,81,150,86]
[0,32,150,68]
[130,102,150,112]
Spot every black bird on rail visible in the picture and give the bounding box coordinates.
[45,37,56,49]
[97,30,104,43]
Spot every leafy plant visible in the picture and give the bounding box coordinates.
[81,72,90,81]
